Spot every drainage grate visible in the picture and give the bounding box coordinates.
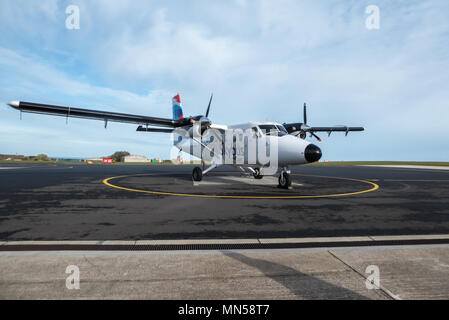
[1,238,449,251]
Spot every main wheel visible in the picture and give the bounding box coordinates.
[278,171,292,189]
[192,167,203,181]
[253,168,263,180]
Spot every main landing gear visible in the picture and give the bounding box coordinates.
[193,165,292,190]
[278,168,292,189]
[253,167,263,180]
[192,167,203,181]
[192,163,218,182]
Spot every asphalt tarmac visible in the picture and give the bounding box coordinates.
[1,163,449,240]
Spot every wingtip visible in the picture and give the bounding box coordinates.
[8,100,20,108]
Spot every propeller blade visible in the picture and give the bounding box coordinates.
[303,103,307,125]
[205,93,213,118]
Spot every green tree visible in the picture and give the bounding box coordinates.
[34,154,50,161]
[109,151,130,162]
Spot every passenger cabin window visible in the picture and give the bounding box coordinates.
[251,127,259,136]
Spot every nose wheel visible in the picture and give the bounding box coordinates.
[253,167,263,180]
[278,169,292,189]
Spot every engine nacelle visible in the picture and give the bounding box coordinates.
[188,124,202,138]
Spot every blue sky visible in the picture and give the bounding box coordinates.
[0,0,448,160]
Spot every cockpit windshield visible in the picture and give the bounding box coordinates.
[258,124,288,136]
[276,125,288,134]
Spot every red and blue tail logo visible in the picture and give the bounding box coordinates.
[172,94,184,120]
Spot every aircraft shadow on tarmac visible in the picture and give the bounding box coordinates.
[222,252,375,299]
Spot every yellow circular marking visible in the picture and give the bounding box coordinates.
[103,173,379,199]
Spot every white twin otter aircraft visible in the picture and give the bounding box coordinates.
[8,94,364,189]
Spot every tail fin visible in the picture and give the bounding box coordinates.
[172,94,184,120]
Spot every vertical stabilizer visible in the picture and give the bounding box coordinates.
[172,94,184,120]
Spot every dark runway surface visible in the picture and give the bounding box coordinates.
[0,163,448,240]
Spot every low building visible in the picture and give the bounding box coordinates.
[122,155,150,163]
[171,156,185,164]
[82,158,103,163]
[0,154,25,160]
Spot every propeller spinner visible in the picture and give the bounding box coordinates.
[283,103,322,142]
[189,93,213,135]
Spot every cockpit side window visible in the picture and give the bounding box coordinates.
[258,124,277,135]
[276,125,288,136]
[276,125,288,134]
[258,124,288,136]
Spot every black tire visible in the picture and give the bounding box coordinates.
[253,168,263,180]
[192,167,203,181]
[278,172,292,189]
[299,131,307,139]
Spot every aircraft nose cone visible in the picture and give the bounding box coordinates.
[304,144,322,163]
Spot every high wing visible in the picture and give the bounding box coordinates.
[283,124,364,135]
[8,101,185,128]
[306,126,364,132]
[283,103,365,141]
[284,123,365,133]
[304,126,364,139]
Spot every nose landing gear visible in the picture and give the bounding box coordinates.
[278,168,292,189]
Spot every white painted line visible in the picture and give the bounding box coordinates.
[193,181,228,186]
[371,234,449,241]
[259,236,372,244]
[221,176,277,185]
[360,165,449,171]
[101,240,136,245]
[135,239,260,245]
[221,176,303,186]
[0,167,24,170]
[4,241,102,245]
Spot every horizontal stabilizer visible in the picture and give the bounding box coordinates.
[136,126,173,133]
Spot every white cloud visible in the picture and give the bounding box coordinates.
[1,1,449,160]
[94,8,251,83]
[0,47,176,116]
